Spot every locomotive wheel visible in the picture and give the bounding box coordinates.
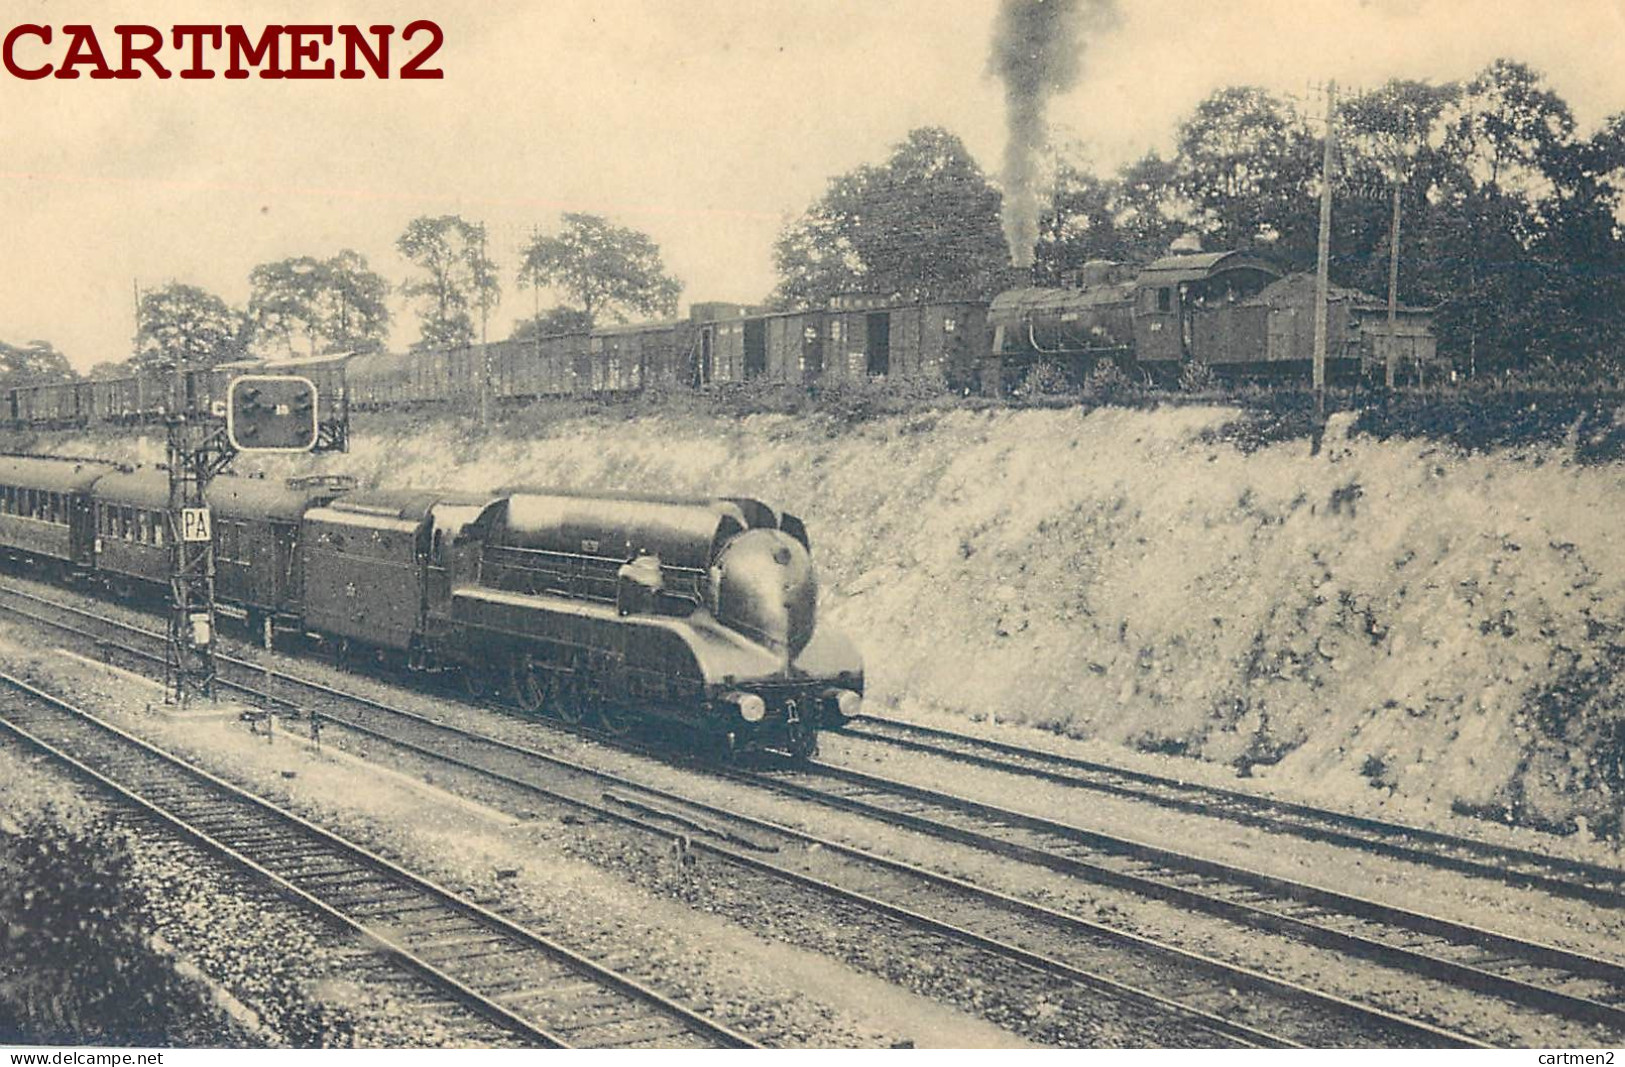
[597,704,636,737]
[509,656,545,713]
[461,665,488,701]
[554,684,588,726]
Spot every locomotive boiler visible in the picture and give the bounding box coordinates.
[988,251,1284,389]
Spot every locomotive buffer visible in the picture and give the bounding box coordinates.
[163,374,322,706]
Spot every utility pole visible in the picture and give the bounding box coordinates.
[1312,80,1337,421]
[478,222,491,429]
[1385,180,1402,389]
[530,224,541,366]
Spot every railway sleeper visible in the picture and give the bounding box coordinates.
[425,943,529,967]
[594,1022,701,1049]
[474,971,575,997]
[556,1006,673,1037]
[338,895,446,916]
[408,933,511,954]
[499,980,612,1006]
[329,883,438,909]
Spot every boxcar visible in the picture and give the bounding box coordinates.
[14,381,86,427]
[346,349,412,408]
[89,376,145,423]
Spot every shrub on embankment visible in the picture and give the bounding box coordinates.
[0,804,242,1045]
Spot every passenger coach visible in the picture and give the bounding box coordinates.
[0,455,116,568]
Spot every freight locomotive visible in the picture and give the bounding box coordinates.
[0,454,861,757]
[1,250,1442,430]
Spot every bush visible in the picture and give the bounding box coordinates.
[0,809,234,1044]
[1082,359,1140,402]
[811,369,954,423]
[1017,360,1074,398]
[1178,361,1219,393]
[707,379,813,418]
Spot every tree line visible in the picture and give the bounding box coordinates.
[9,212,686,389]
[9,57,1623,389]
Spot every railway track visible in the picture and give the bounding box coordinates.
[0,580,1484,1047]
[838,715,1625,908]
[0,667,755,1050]
[741,757,1625,1036]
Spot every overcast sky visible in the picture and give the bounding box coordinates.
[4,0,1625,371]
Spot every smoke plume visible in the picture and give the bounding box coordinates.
[990,0,1118,267]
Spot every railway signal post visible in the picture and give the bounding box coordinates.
[163,409,237,706]
[163,373,319,707]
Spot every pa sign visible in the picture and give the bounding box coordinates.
[181,507,212,543]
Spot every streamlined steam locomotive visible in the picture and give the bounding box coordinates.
[0,453,862,756]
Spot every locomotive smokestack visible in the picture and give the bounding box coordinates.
[989,0,1118,268]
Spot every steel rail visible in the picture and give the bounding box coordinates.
[744,757,1625,1034]
[0,667,755,1050]
[838,715,1625,907]
[0,579,1596,1044]
[0,583,1484,1048]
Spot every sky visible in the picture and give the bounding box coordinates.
[4,0,1625,371]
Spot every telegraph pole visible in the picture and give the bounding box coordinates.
[530,224,541,365]
[1312,80,1337,421]
[1385,181,1402,389]
[478,222,491,429]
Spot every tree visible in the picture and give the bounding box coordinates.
[1112,152,1187,260]
[510,305,594,342]
[0,339,76,388]
[86,360,133,381]
[517,214,681,328]
[1335,80,1461,302]
[321,249,392,354]
[133,283,248,373]
[397,215,500,351]
[772,127,1007,308]
[1174,87,1320,263]
[1342,79,1458,181]
[248,256,327,356]
[248,250,390,357]
[1032,147,1125,285]
[1444,59,1575,198]
[1422,60,1583,373]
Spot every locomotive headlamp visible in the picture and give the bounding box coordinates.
[835,689,861,719]
[732,693,767,723]
[822,687,860,720]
